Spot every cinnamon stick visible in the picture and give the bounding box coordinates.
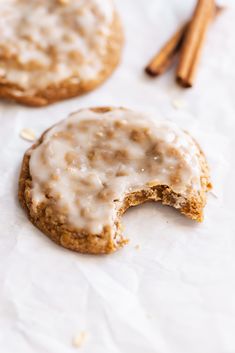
[145,23,187,77]
[145,4,222,79]
[176,0,215,87]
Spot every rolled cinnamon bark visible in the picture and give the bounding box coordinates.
[145,23,187,77]
[176,0,215,87]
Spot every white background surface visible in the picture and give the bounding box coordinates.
[1,1,235,352]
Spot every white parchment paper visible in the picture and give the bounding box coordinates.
[1,1,235,352]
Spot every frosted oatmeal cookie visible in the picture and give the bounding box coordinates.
[0,0,123,106]
[18,107,212,254]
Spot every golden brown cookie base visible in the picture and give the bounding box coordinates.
[18,107,212,255]
[0,14,123,107]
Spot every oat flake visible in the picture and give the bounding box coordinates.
[20,128,36,142]
[72,331,88,349]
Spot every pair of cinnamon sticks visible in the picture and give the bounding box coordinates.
[145,0,223,87]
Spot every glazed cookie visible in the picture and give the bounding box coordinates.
[19,107,211,254]
[0,0,123,106]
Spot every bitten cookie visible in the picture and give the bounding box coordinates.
[0,0,123,106]
[19,107,212,254]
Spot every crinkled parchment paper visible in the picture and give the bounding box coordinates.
[1,1,235,352]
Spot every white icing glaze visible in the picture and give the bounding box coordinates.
[0,0,114,90]
[29,108,202,234]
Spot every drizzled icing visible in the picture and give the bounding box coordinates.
[0,0,114,90]
[29,108,202,234]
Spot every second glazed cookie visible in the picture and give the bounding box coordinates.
[0,0,123,106]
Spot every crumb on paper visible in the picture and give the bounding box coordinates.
[171,98,186,110]
[135,244,140,250]
[58,0,70,4]
[72,331,88,349]
[20,128,36,142]
[210,190,218,199]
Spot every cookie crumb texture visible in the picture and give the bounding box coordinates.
[0,0,123,106]
[18,107,212,254]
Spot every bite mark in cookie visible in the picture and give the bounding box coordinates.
[18,107,212,254]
